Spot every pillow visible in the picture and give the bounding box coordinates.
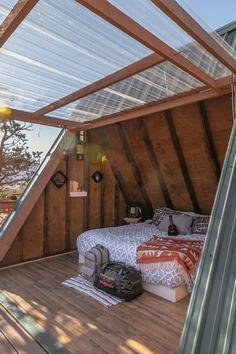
[152,207,175,226]
[192,216,210,234]
[158,214,193,235]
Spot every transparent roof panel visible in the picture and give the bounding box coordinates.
[0,0,151,112]
[47,62,202,123]
[0,0,18,25]
[108,0,234,79]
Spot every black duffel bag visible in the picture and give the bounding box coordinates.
[94,262,143,301]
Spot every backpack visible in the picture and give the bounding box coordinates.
[94,262,143,300]
[80,244,109,282]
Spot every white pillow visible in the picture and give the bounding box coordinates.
[158,214,193,235]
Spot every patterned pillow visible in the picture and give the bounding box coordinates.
[192,216,210,234]
[152,207,176,226]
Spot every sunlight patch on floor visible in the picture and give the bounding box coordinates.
[126,338,155,354]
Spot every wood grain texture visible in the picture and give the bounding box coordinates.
[21,193,44,261]
[165,109,201,213]
[67,149,84,250]
[0,307,45,354]
[204,94,233,167]
[117,122,153,218]
[46,159,67,254]
[138,118,174,208]
[198,101,221,181]
[170,103,219,214]
[96,128,132,205]
[0,253,189,354]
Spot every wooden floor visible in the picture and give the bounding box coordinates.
[0,253,189,354]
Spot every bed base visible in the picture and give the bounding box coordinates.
[78,253,188,303]
[142,282,188,303]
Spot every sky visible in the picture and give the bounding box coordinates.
[181,0,236,30]
[16,0,236,159]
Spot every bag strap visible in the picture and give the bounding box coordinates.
[169,215,174,224]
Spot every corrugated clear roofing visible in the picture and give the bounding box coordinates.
[0,0,236,125]
[0,0,18,25]
[0,0,151,112]
[47,62,202,122]
[108,0,234,79]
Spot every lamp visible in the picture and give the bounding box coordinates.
[91,171,103,183]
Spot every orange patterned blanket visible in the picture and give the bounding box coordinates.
[137,235,204,274]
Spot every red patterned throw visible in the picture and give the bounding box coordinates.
[137,235,204,274]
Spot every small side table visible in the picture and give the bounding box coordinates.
[123,217,142,224]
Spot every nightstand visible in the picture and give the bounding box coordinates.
[123,217,142,224]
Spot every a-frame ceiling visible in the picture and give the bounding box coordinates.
[0,0,236,130]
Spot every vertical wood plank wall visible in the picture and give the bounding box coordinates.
[0,94,233,266]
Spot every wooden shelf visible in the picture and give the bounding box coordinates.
[70,191,87,197]
[123,217,142,224]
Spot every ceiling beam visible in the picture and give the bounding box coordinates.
[4,109,88,129]
[75,0,216,89]
[4,76,232,130]
[0,0,39,47]
[151,0,236,74]
[88,80,231,130]
[33,53,165,117]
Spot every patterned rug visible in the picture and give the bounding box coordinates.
[62,274,124,308]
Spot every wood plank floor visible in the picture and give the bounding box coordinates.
[0,253,189,354]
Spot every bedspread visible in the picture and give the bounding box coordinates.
[137,235,204,285]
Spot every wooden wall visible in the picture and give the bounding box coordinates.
[0,93,233,267]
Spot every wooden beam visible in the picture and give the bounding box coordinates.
[0,131,76,262]
[138,118,174,209]
[76,0,216,88]
[198,101,221,180]
[151,0,236,74]
[116,123,153,217]
[0,0,39,47]
[165,110,201,213]
[5,108,87,129]
[4,78,232,130]
[89,83,231,130]
[34,53,165,117]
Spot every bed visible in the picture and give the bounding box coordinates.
[77,220,206,302]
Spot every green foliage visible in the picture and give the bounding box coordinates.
[0,120,42,198]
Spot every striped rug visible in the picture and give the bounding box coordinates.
[62,275,124,308]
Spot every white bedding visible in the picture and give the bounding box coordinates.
[77,222,205,291]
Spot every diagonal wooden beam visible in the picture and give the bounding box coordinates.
[198,101,221,181]
[138,118,174,209]
[116,122,154,217]
[151,0,236,74]
[34,53,165,117]
[76,0,216,89]
[0,0,39,47]
[165,110,201,213]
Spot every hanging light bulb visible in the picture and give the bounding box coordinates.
[0,106,12,121]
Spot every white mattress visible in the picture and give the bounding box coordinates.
[77,222,205,291]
